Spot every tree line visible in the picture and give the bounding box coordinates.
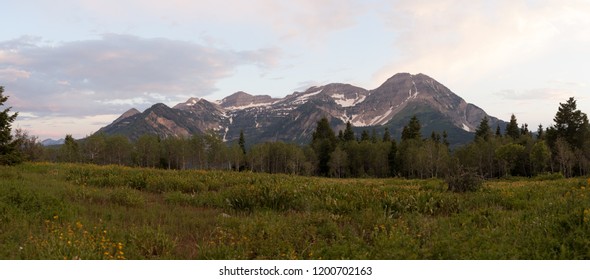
[9,95,590,179]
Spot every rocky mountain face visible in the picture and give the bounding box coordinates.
[98,73,506,146]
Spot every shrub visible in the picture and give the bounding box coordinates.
[109,187,145,207]
[446,168,483,193]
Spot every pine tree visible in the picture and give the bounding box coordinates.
[0,86,21,165]
[370,128,378,143]
[442,131,450,147]
[337,130,344,142]
[536,124,544,140]
[312,117,337,176]
[505,114,520,140]
[495,124,502,137]
[430,131,441,143]
[401,115,421,141]
[520,123,529,136]
[238,130,246,155]
[60,134,80,162]
[382,127,391,142]
[475,116,492,141]
[360,130,370,142]
[343,121,355,142]
[388,139,397,176]
[548,97,589,150]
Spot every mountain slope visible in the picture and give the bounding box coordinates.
[98,73,506,146]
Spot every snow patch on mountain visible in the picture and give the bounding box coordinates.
[462,123,471,132]
[332,93,367,108]
[186,98,199,105]
[225,102,274,111]
[370,107,394,126]
[293,89,323,104]
[351,114,369,127]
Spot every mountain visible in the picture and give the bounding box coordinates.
[111,108,141,125]
[41,138,65,146]
[219,91,278,109]
[97,73,506,147]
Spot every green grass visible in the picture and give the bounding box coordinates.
[0,162,589,259]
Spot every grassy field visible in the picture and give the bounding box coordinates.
[0,162,589,259]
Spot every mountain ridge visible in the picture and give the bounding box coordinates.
[97,73,506,146]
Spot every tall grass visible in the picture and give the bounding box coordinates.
[0,162,589,259]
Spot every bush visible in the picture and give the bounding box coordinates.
[446,169,483,193]
[109,187,145,207]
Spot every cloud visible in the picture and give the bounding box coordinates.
[1,34,279,118]
[48,0,367,43]
[14,114,120,139]
[0,68,30,82]
[494,88,576,101]
[1,34,279,138]
[373,0,590,87]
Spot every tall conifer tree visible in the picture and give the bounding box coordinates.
[0,86,21,165]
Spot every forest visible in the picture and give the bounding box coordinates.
[14,97,590,180]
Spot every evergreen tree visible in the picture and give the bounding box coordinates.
[370,128,378,143]
[343,121,355,142]
[0,86,21,165]
[60,134,80,162]
[311,117,337,176]
[495,124,502,137]
[360,130,370,142]
[401,115,421,141]
[388,139,398,176]
[520,123,529,136]
[442,131,449,147]
[505,114,520,140]
[548,97,590,150]
[238,130,246,155]
[536,124,544,140]
[382,127,391,142]
[475,116,492,141]
[430,131,441,143]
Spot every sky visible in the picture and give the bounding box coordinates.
[1,0,589,140]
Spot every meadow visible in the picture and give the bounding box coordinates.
[0,162,589,259]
